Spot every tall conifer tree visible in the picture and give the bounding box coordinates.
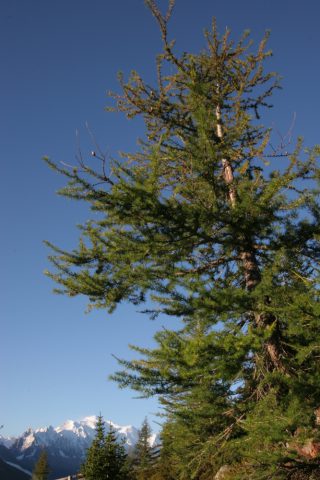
[132,418,155,479]
[45,1,320,478]
[81,414,108,480]
[104,423,129,480]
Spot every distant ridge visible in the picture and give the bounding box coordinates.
[0,416,158,480]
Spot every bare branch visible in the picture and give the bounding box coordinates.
[269,112,296,157]
[175,257,234,276]
[165,0,175,22]
[145,0,186,72]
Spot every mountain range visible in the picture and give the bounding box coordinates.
[0,416,157,479]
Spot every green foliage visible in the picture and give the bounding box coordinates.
[45,1,320,478]
[81,415,107,479]
[104,423,129,480]
[81,415,128,480]
[32,450,50,480]
[131,418,156,479]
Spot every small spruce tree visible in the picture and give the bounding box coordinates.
[81,414,108,480]
[81,415,128,480]
[104,423,129,480]
[32,450,50,480]
[132,418,155,479]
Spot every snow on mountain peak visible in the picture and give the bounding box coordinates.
[21,430,35,450]
[0,416,159,479]
[0,434,16,448]
[53,415,138,441]
[56,419,76,433]
[80,415,97,429]
[0,416,157,454]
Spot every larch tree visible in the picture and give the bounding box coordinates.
[44,1,320,478]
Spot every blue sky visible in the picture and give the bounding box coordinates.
[1,0,320,437]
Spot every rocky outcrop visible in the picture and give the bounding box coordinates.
[214,465,233,480]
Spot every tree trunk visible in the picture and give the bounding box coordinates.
[215,104,285,373]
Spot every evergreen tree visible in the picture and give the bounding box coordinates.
[81,415,129,480]
[132,418,155,479]
[104,423,129,480]
[32,450,50,480]
[45,1,320,478]
[81,414,108,480]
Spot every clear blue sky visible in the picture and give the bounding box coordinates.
[1,0,320,437]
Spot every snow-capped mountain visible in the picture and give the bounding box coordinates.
[0,434,15,449]
[0,416,157,479]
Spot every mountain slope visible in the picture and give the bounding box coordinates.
[0,416,157,479]
[0,457,31,480]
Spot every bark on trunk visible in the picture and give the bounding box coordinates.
[215,104,285,372]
